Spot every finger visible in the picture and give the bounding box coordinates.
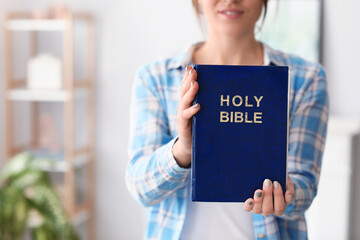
[182,65,190,82]
[262,179,274,217]
[182,103,201,120]
[285,176,295,204]
[188,67,197,83]
[181,65,191,86]
[252,190,263,214]
[178,103,200,130]
[273,181,287,215]
[181,67,197,98]
[243,198,254,212]
[180,66,191,98]
[180,81,199,110]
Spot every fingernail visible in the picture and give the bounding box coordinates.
[190,81,194,88]
[256,191,262,198]
[248,201,253,206]
[189,69,193,77]
[193,103,199,109]
[289,194,293,201]
[264,179,271,188]
[274,181,279,189]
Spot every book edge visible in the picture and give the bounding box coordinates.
[286,67,291,187]
[191,64,198,202]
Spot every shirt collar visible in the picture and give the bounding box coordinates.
[166,42,203,70]
[166,42,286,70]
[262,43,287,66]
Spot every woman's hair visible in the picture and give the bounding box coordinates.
[191,0,268,20]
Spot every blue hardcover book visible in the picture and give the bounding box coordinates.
[191,65,290,202]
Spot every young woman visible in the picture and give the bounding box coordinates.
[126,0,329,239]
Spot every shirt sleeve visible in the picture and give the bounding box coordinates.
[280,64,329,220]
[125,67,190,207]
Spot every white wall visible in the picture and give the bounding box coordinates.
[322,1,360,239]
[323,0,360,116]
[0,0,202,239]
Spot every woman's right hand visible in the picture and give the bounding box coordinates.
[172,66,200,168]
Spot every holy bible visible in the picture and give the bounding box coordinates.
[191,64,290,202]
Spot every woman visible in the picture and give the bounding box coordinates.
[126,0,329,239]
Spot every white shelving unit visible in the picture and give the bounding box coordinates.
[306,116,360,240]
[3,11,96,240]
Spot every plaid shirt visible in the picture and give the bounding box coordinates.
[126,43,329,240]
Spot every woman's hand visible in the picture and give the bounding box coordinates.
[172,66,200,168]
[243,176,295,217]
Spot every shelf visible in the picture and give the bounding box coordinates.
[7,89,70,102]
[28,209,89,228]
[6,19,68,31]
[4,10,96,239]
[29,149,91,172]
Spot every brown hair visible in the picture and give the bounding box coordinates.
[192,0,268,20]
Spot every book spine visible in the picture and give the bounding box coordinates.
[191,65,198,201]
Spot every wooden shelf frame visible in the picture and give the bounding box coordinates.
[3,11,96,240]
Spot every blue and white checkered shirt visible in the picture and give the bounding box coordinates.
[126,42,329,240]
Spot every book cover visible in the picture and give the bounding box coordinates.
[191,64,290,202]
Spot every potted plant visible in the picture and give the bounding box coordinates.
[0,152,79,240]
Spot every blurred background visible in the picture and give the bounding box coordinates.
[0,0,359,239]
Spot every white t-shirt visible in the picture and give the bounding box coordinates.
[180,53,270,240]
[179,195,255,240]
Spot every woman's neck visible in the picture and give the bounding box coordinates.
[193,33,264,66]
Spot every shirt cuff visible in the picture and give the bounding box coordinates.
[284,177,299,216]
[162,137,191,180]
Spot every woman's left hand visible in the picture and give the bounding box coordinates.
[243,176,295,217]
